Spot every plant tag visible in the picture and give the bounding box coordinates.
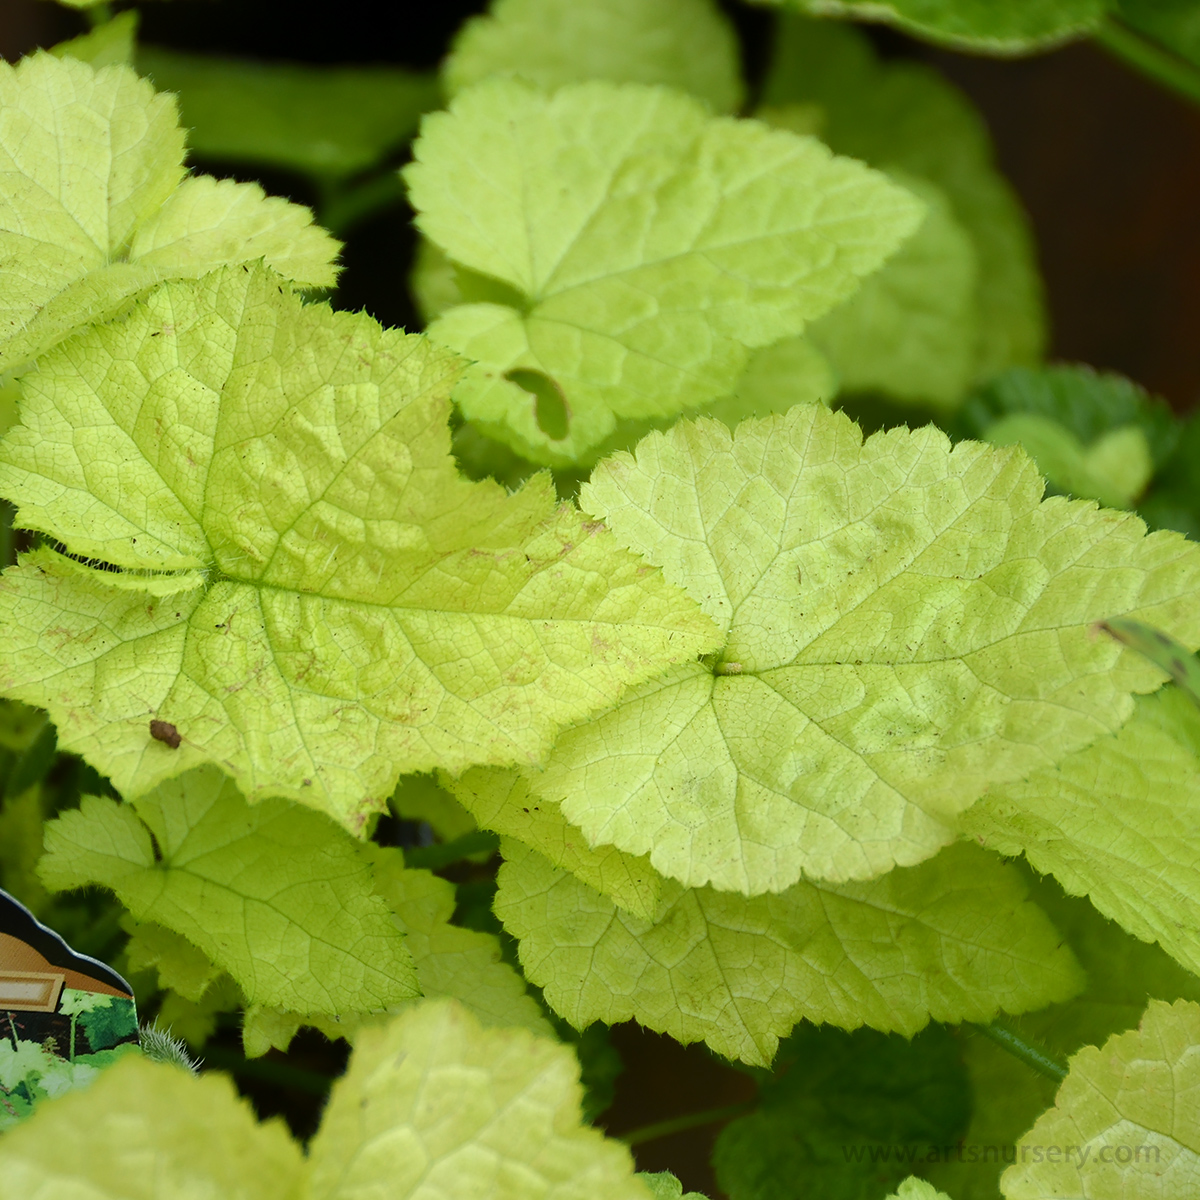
[0,888,140,1129]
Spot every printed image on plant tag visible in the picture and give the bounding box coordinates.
[0,888,140,1129]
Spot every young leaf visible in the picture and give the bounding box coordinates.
[442,765,663,919]
[527,407,1200,895]
[406,78,924,464]
[495,839,1082,1066]
[890,1182,953,1200]
[37,765,420,1016]
[443,0,745,113]
[0,1054,304,1200]
[640,1172,710,1200]
[0,265,718,825]
[962,686,1200,977]
[1001,999,1200,1197]
[0,54,338,372]
[713,1022,970,1200]
[306,998,650,1200]
[753,0,1107,53]
[958,365,1179,509]
[136,47,438,181]
[762,15,1045,382]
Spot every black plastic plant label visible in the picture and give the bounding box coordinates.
[0,888,139,1129]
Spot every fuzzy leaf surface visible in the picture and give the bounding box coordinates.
[0,53,338,370]
[443,765,662,919]
[762,15,1045,382]
[407,78,923,464]
[963,686,1200,978]
[496,839,1081,1065]
[38,765,419,1015]
[528,406,1200,895]
[0,1054,304,1200]
[0,265,717,825]
[306,999,650,1200]
[1002,999,1200,1198]
[443,0,744,113]
[757,0,1106,52]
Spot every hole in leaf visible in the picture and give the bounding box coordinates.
[506,368,570,441]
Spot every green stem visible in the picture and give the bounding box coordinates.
[69,1013,76,1063]
[973,1022,1067,1083]
[0,502,13,571]
[617,1100,754,1147]
[199,1045,334,1095]
[1094,17,1200,107]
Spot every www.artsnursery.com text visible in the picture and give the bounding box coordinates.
[842,1143,1162,1167]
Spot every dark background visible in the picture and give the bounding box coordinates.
[3,1,1199,1192]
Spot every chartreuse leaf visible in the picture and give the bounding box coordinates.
[713,1022,970,1200]
[495,839,1082,1066]
[369,846,553,1036]
[243,847,550,1057]
[0,1054,304,1200]
[526,406,1200,896]
[410,236,836,436]
[136,47,438,181]
[1001,999,1200,1197]
[123,917,223,1002]
[391,773,478,843]
[406,78,923,465]
[754,0,1106,53]
[803,169,979,412]
[959,365,1179,510]
[306,999,650,1200]
[443,0,744,113]
[890,1183,952,1200]
[0,266,717,826]
[442,766,662,919]
[0,54,338,372]
[640,1172,710,1200]
[37,764,419,1016]
[50,10,138,68]
[761,16,1045,390]
[962,686,1200,977]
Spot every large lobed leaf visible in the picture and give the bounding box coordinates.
[407,77,923,465]
[496,838,1082,1066]
[520,406,1200,895]
[307,1000,651,1200]
[0,265,718,829]
[38,765,419,1016]
[0,53,338,372]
